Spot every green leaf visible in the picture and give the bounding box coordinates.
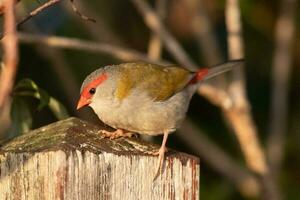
[14,79,50,110]
[36,89,50,110]
[9,78,70,137]
[8,97,33,138]
[48,97,69,120]
[14,78,39,91]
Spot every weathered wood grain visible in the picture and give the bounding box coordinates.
[0,117,199,200]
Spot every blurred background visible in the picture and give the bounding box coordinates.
[0,0,299,199]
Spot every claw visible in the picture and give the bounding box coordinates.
[100,129,134,139]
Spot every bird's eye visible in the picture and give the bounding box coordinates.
[89,88,96,95]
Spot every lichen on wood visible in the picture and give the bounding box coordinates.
[0,117,199,200]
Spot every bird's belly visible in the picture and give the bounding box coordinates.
[90,91,191,135]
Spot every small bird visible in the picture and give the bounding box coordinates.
[77,60,243,178]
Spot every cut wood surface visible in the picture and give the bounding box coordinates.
[0,117,199,200]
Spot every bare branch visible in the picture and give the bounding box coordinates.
[0,0,19,108]
[17,0,61,28]
[17,32,170,65]
[185,0,223,65]
[17,0,96,29]
[147,0,167,61]
[225,0,280,199]
[69,0,96,23]
[225,0,266,176]
[130,0,197,70]
[198,84,233,108]
[61,1,124,45]
[267,0,297,179]
[179,119,260,197]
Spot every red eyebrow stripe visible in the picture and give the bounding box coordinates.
[81,73,108,97]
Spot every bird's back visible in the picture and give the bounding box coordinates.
[114,62,194,101]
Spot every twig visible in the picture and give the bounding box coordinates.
[69,0,96,23]
[185,0,223,65]
[61,0,124,45]
[225,0,280,199]
[17,0,61,28]
[130,0,197,70]
[17,0,96,29]
[179,119,260,197]
[267,0,297,180]
[225,0,265,175]
[17,32,166,64]
[185,0,231,109]
[0,0,19,108]
[147,0,167,60]
[17,32,170,65]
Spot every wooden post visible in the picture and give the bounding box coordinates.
[0,117,199,200]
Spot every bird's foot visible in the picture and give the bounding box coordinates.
[151,131,170,180]
[100,129,134,139]
[151,146,168,180]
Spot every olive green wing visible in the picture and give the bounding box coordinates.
[115,62,193,101]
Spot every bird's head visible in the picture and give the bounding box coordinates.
[77,68,108,110]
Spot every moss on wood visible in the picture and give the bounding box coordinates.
[0,117,198,164]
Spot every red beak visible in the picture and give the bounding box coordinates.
[76,96,90,110]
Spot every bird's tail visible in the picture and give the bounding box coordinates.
[193,59,244,83]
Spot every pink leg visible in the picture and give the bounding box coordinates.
[100,129,134,139]
[153,131,169,180]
